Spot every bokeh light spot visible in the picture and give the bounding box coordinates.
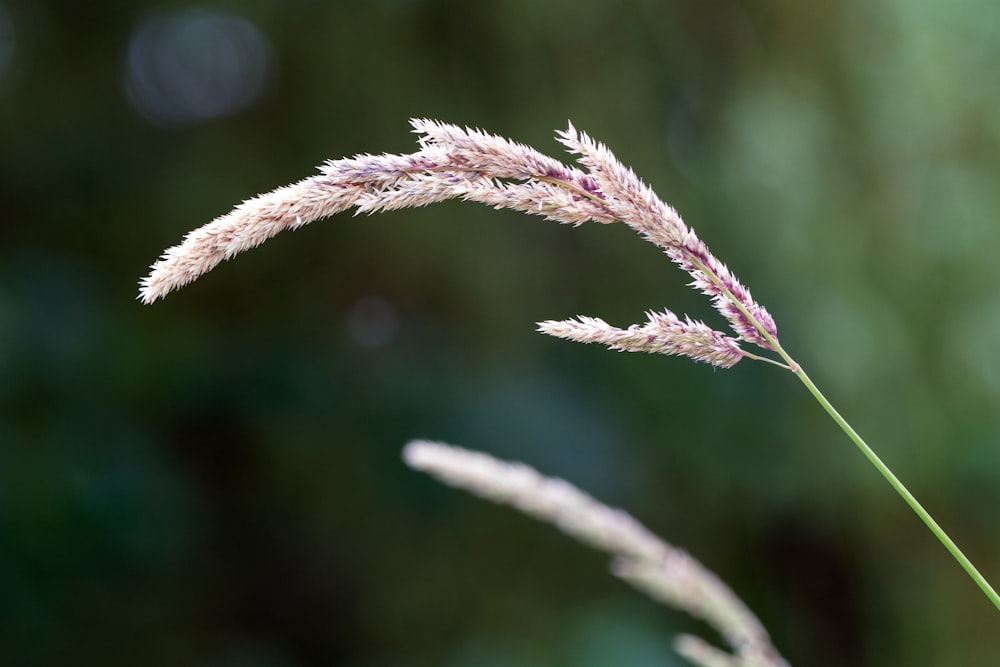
[124,8,274,126]
[346,296,399,347]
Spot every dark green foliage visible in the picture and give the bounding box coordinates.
[1,1,999,665]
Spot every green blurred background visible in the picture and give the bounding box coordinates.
[2,0,1000,665]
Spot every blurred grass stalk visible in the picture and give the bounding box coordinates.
[403,440,789,667]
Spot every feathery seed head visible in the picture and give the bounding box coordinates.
[140,118,779,364]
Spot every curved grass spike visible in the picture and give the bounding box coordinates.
[403,440,790,667]
[140,119,1000,613]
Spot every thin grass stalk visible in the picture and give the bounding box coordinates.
[712,262,1000,612]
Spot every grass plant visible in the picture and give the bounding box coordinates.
[141,119,1000,663]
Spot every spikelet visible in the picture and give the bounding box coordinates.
[537,310,745,368]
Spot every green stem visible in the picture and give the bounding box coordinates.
[684,255,1000,611]
[787,360,1000,611]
